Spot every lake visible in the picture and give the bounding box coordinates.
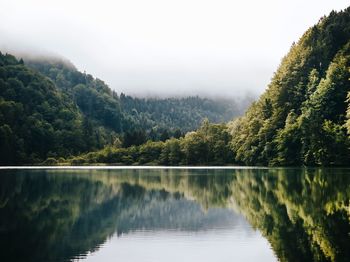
[0,168,349,262]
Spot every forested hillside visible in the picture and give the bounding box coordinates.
[3,8,350,166]
[0,52,243,165]
[63,8,350,167]
[26,57,244,136]
[229,8,350,166]
[119,94,241,134]
[0,53,104,164]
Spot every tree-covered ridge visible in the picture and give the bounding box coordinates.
[40,7,350,167]
[25,56,123,132]
[229,8,350,166]
[25,56,244,135]
[0,52,104,164]
[120,94,244,133]
[3,8,350,166]
[0,52,245,165]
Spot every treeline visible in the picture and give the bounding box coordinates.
[55,120,234,166]
[229,8,350,166]
[120,94,243,134]
[25,56,245,135]
[0,53,104,164]
[3,8,350,166]
[0,52,244,165]
[63,8,350,167]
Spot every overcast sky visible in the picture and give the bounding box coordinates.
[0,0,349,98]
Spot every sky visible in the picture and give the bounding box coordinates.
[0,0,349,98]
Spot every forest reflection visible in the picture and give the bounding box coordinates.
[0,168,349,262]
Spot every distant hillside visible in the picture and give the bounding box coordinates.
[0,52,246,164]
[119,94,243,133]
[25,57,247,134]
[229,8,350,166]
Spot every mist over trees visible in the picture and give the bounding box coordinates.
[0,53,91,164]
[0,52,247,165]
[60,8,350,167]
[2,8,350,166]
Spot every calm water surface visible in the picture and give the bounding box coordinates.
[0,168,349,261]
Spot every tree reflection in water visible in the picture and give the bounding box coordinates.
[0,168,349,262]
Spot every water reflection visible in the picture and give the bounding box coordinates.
[0,168,349,261]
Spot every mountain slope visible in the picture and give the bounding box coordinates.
[229,8,350,166]
[0,52,245,164]
[0,52,101,164]
[25,56,245,136]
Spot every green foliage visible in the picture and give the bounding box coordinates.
[229,8,350,166]
[0,52,91,164]
[64,120,234,166]
[347,92,350,134]
[26,57,123,133]
[0,51,245,165]
[73,84,122,131]
[26,56,245,137]
[122,129,147,147]
[4,7,350,166]
[119,94,243,135]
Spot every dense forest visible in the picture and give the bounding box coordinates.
[0,53,91,164]
[0,52,244,165]
[61,8,350,166]
[228,8,350,166]
[57,119,234,166]
[2,8,350,166]
[26,56,246,133]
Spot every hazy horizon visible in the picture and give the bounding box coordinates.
[1,0,349,98]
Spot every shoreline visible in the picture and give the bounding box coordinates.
[1,166,349,170]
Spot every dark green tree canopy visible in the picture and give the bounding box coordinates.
[229,8,350,166]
